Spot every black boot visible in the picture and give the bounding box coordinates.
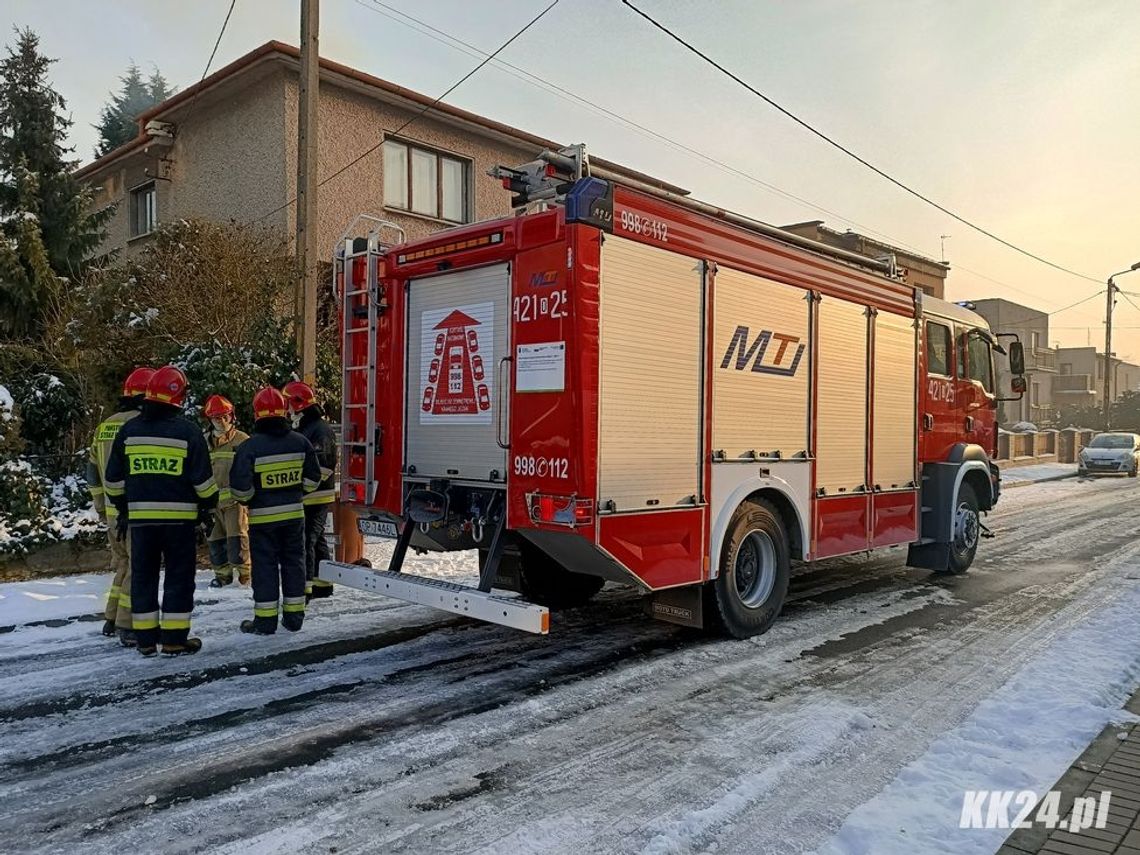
[240,619,276,635]
[118,629,138,648]
[309,583,334,600]
[101,619,116,637]
[137,644,158,658]
[161,637,202,656]
[282,612,304,632]
[209,576,232,588]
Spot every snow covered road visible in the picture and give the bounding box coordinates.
[2,475,1140,854]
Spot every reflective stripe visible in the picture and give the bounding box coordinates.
[89,485,105,496]
[319,467,335,480]
[282,600,306,613]
[210,450,237,460]
[118,592,131,608]
[128,501,198,521]
[195,478,219,498]
[230,486,255,501]
[254,452,306,466]
[248,504,304,524]
[129,501,198,511]
[305,582,313,594]
[312,579,334,589]
[125,444,188,458]
[303,489,336,505]
[218,488,232,502]
[133,611,159,630]
[106,585,121,603]
[303,478,320,491]
[160,612,191,630]
[125,436,188,450]
[104,505,119,518]
[254,600,278,618]
[104,480,125,495]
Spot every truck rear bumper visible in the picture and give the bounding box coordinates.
[318,560,550,634]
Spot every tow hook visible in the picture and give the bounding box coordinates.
[979,520,995,539]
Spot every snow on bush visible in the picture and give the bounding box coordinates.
[0,395,100,559]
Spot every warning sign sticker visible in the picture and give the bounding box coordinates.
[419,302,494,424]
[516,341,566,392]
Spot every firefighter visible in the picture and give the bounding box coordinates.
[229,387,321,634]
[104,365,218,657]
[202,394,251,587]
[283,380,338,600]
[87,366,154,647]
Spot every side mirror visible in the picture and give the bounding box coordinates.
[1011,376,1027,394]
[1009,341,1025,376]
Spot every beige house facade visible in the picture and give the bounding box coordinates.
[969,298,1058,425]
[77,41,675,257]
[780,220,950,299]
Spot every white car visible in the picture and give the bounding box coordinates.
[1078,432,1140,477]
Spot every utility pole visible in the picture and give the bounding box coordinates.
[1104,278,1115,429]
[1103,262,1140,430]
[296,0,320,382]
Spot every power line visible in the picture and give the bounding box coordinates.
[355,0,1090,313]
[617,0,1105,285]
[1047,289,1106,317]
[181,0,238,131]
[253,0,560,224]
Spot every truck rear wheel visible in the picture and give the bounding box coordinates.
[707,499,790,639]
[518,541,605,609]
[941,482,980,575]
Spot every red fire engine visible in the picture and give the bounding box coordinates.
[320,146,1026,638]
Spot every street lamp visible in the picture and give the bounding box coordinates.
[1104,261,1140,429]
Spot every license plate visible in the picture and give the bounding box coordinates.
[358,518,399,538]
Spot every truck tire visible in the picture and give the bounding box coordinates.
[707,499,790,639]
[518,541,604,609]
[942,482,980,575]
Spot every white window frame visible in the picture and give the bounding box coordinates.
[129,180,157,238]
[381,138,471,224]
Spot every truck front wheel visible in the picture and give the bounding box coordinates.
[707,499,790,639]
[518,541,605,609]
[942,482,980,575]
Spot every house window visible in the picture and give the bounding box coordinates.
[382,139,470,223]
[925,321,952,376]
[1060,363,1072,375]
[129,181,156,238]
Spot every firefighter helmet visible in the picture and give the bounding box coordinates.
[122,366,156,398]
[282,380,317,413]
[253,386,288,420]
[145,365,188,406]
[202,394,234,419]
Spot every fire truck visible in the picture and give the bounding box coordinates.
[319,145,1026,638]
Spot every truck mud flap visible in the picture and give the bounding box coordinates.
[906,541,950,572]
[318,559,550,634]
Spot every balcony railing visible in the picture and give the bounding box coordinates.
[1053,373,1093,393]
[1028,345,1057,372]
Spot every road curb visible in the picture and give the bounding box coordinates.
[1002,472,1079,490]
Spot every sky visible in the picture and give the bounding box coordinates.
[4,0,1140,360]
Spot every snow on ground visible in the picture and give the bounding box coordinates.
[0,573,107,625]
[1000,462,1078,485]
[1,475,1139,854]
[819,551,1140,855]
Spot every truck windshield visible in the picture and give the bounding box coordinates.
[1088,434,1135,449]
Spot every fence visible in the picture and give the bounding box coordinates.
[995,427,1095,467]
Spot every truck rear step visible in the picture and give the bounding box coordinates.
[318,560,550,634]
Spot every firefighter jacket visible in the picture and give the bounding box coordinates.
[104,403,219,524]
[229,418,321,526]
[86,408,138,518]
[209,427,250,509]
[297,408,337,506]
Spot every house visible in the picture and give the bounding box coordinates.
[968,298,1058,425]
[780,220,949,299]
[76,41,682,257]
[1055,347,1140,410]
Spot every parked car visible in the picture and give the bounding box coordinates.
[1078,432,1140,477]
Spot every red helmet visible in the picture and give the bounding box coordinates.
[202,394,234,419]
[122,367,156,398]
[282,380,317,413]
[253,386,288,420]
[145,365,188,406]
